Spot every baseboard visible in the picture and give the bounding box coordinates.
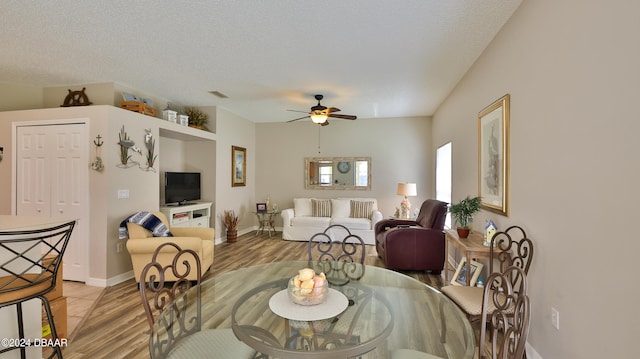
[215,227,260,244]
[84,277,107,287]
[86,270,134,287]
[526,343,542,359]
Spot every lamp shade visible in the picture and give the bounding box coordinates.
[397,182,417,196]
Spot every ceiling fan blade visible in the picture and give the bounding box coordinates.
[321,120,330,126]
[327,107,341,113]
[328,113,357,120]
[287,115,310,123]
[287,109,310,114]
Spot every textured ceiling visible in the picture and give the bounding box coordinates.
[0,0,522,123]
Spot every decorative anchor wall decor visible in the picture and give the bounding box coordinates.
[90,135,104,171]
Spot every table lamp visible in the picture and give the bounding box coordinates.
[397,182,417,218]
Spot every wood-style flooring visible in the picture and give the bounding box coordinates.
[62,231,472,359]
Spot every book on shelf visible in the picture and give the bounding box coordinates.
[172,213,189,222]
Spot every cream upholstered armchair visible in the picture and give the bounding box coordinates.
[125,212,214,282]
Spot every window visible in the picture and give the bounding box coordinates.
[355,160,368,186]
[436,142,452,229]
[319,164,332,185]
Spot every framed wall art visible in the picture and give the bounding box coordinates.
[256,203,267,212]
[451,257,484,286]
[478,94,510,216]
[232,146,246,187]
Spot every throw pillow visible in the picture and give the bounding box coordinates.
[350,200,374,219]
[294,198,313,217]
[330,199,351,218]
[312,199,332,217]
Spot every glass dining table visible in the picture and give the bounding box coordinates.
[151,260,475,359]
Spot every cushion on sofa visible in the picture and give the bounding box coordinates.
[350,200,374,219]
[331,217,373,230]
[291,216,332,227]
[311,199,332,217]
[294,198,313,217]
[331,199,351,218]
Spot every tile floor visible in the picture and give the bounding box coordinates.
[63,281,104,338]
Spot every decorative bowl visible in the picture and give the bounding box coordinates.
[287,276,328,306]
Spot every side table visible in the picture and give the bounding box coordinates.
[444,230,492,286]
[253,211,280,237]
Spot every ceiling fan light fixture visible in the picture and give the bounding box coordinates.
[310,111,328,124]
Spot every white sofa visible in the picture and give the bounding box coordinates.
[281,198,383,245]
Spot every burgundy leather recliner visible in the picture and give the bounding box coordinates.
[374,199,448,273]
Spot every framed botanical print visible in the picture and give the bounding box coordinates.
[478,94,510,216]
[232,146,246,187]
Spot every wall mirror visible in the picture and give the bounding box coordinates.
[304,157,371,190]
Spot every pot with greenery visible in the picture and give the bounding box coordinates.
[449,196,481,238]
[183,106,209,131]
[223,210,239,243]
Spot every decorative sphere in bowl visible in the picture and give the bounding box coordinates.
[287,268,328,305]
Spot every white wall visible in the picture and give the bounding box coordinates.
[0,82,43,111]
[432,0,639,357]
[214,107,256,239]
[43,82,115,108]
[255,117,433,223]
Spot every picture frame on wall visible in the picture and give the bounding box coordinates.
[232,145,246,187]
[478,94,510,216]
[451,257,484,286]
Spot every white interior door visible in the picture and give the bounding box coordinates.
[16,123,89,282]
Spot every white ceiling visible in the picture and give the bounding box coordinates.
[0,1,522,123]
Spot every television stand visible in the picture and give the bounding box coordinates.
[178,201,198,206]
[160,202,212,228]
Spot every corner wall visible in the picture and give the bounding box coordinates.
[214,107,256,239]
[0,82,43,111]
[432,0,638,357]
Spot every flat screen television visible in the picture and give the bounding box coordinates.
[164,172,201,205]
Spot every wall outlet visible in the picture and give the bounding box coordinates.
[116,242,123,253]
[117,189,129,199]
[551,307,560,330]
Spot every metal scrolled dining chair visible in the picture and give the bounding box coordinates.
[305,224,372,349]
[392,265,530,359]
[307,224,366,285]
[481,266,531,359]
[0,220,76,359]
[139,242,255,359]
[439,225,533,357]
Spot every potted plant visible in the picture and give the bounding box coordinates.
[223,210,239,243]
[183,106,209,130]
[449,196,481,238]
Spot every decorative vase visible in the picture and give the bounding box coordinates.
[226,229,238,243]
[457,227,470,239]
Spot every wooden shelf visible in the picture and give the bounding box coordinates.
[159,123,216,141]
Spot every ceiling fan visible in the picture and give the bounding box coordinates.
[287,94,357,126]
